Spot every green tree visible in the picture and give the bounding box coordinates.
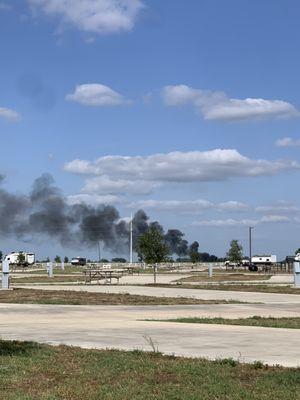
[54,255,61,263]
[137,226,169,264]
[17,251,26,265]
[64,256,69,263]
[189,241,201,263]
[227,240,243,263]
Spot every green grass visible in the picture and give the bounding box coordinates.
[0,340,299,400]
[152,316,300,329]
[0,288,245,305]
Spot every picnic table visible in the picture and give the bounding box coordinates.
[83,268,126,285]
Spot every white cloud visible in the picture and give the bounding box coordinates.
[255,202,299,214]
[28,0,144,35]
[66,84,128,106]
[275,137,300,147]
[128,199,213,212]
[64,149,300,188]
[162,85,299,122]
[217,201,250,212]
[82,175,158,195]
[260,215,290,223]
[0,107,21,122]
[193,218,259,227]
[193,215,290,227]
[127,199,249,213]
[67,193,120,206]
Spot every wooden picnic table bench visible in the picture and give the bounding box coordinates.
[83,268,125,285]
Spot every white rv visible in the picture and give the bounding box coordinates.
[252,255,277,265]
[5,252,35,267]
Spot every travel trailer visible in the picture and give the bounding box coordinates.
[252,255,277,265]
[5,252,35,267]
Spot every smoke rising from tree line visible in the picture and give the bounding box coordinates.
[0,173,193,256]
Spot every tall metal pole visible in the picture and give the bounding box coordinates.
[129,212,133,264]
[98,241,101,263]
[249,226,253,265]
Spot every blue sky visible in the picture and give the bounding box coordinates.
[1,0,300,260]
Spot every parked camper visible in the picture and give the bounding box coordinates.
[71,257,86,266]
[5,252,35,267]
[252,255,277,265]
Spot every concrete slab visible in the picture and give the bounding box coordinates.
[17,284,300,304]
[0,303,299,366]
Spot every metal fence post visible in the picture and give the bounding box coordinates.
[2,260,9,289]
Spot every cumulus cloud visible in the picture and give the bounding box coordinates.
[260,215,290,223]
[193,215,290,227]
[82,175,158,195]
[127,199,249,213]
[67,193,120,206]
[64,150,300,196]
[28,0,144,35]
[162,85,299,122]
[255,202,299,214]
[0,107,21,122]
[66,84,128,106]
[275,137,300,147]
[193,218,259,227]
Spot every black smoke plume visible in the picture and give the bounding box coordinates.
[0,174,189,256]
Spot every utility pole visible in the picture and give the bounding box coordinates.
[129,212,133,264]
[249,226,253,266]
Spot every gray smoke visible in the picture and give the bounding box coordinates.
[165,229,189,256]
[0,174,189,255]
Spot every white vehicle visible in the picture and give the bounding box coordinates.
[242,259,250,266]
[252,255,277,265]
[71,257,86,266]
[5,252,35,267]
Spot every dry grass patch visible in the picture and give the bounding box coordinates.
[11,276,85,284]
[152,316,300,329]
[0,288,244,305]
[147,283,300,295]
[177,273,271,283]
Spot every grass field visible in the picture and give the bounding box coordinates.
[177,273,271,283]
[11,276,85,284]
[148,283,300,294]
[0,288,245,305]
[0,340,299,400]
[11,266,84,275]
[153,316,300,329]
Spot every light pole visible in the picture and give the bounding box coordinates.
[249,226,253,266]
[98,241,101,263]
[129,212,133,264]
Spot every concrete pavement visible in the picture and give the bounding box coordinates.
[17,283,300,304]
[0,302,299,366]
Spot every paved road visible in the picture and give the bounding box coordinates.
[18,283,300,304]
[0,302,299,367]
